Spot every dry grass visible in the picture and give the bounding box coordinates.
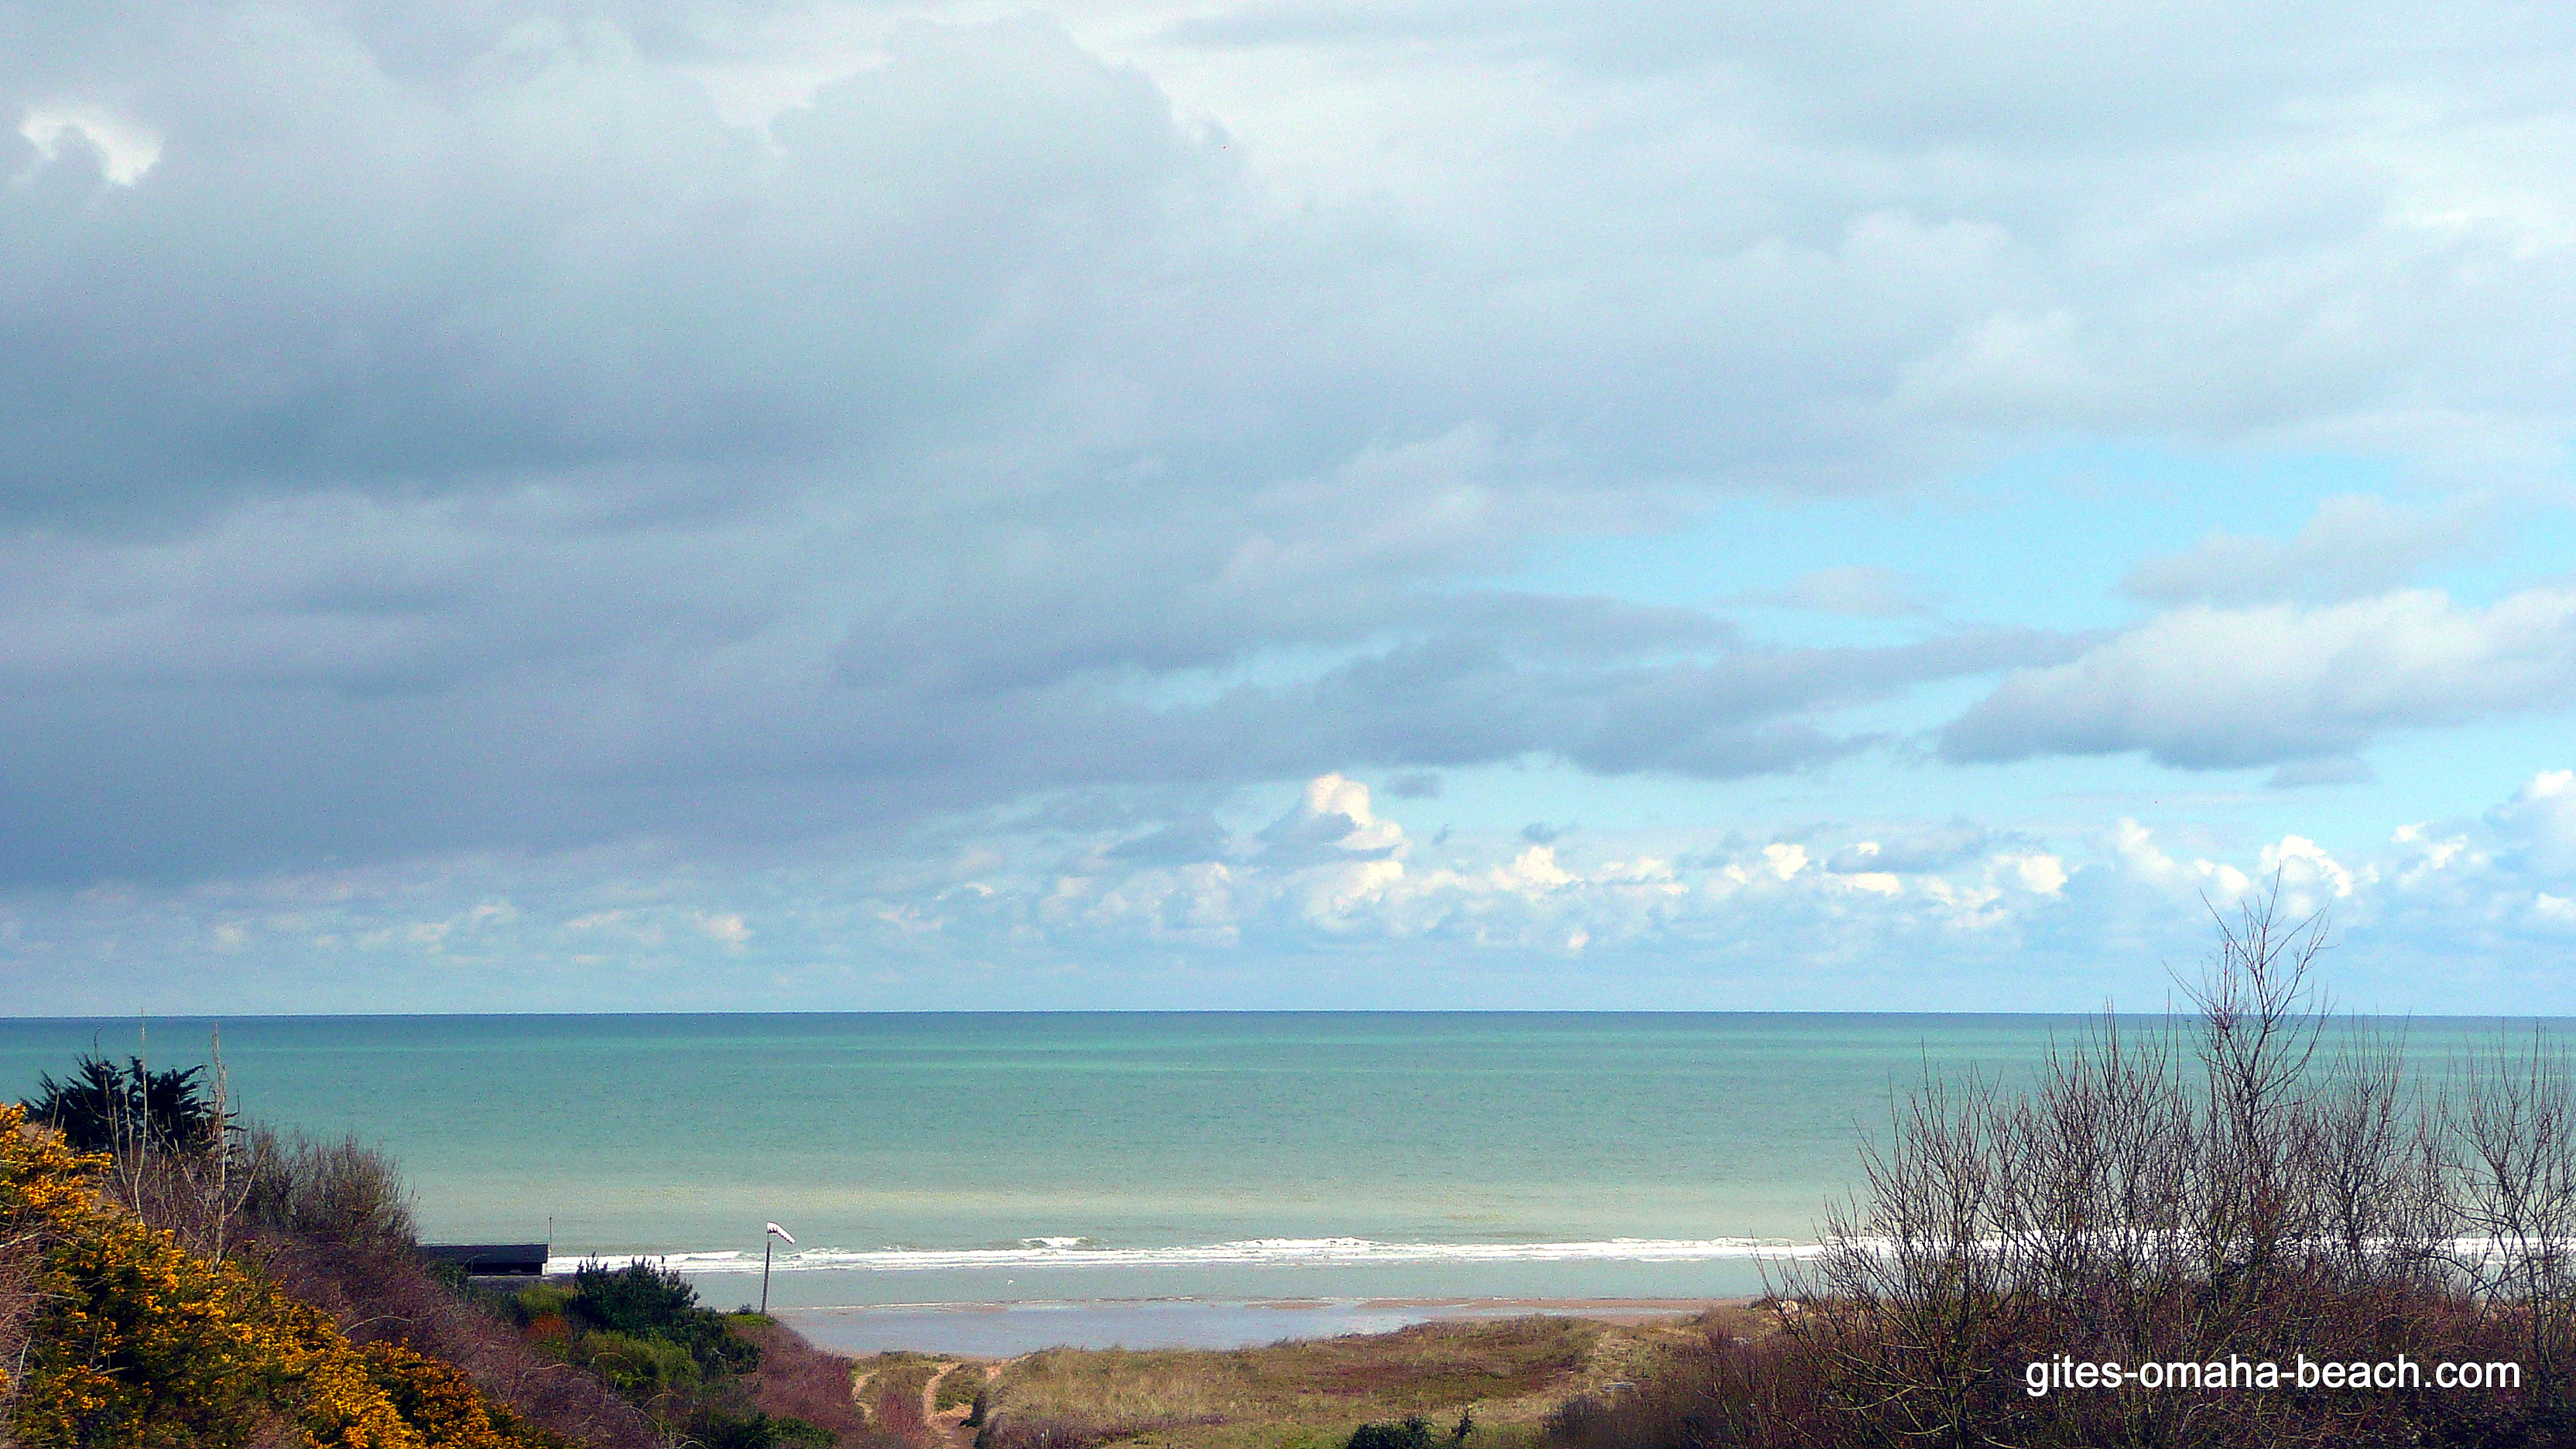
[977,1316,1649,1449]
[0,1219,43,1443]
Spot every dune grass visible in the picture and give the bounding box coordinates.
[933,1360,990,1412]
[977,1315,1674,1449]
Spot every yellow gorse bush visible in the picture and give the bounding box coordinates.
[2,1103,562,1448]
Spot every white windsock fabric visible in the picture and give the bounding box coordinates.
[765,1222,795,1244]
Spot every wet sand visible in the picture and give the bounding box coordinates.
[782,1296,1745,1357]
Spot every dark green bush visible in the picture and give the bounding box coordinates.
[1348,1416,1436,1449]
[683,1406,834,1448]
[566,1259,757,1379]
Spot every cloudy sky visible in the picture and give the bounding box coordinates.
[7,0,2576,1014]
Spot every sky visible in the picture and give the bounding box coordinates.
[5,0,2576,1014]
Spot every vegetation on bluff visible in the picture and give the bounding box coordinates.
[497,1262,849,1447]
[0,1098,565,1447]
[5,1053,880,1449]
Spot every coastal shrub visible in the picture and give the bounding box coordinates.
[10,1052,858,1449]
[564,1258,759,1379]
[727,1314,892,1446]
[504,1262,895,1448]
[1541,1327,1824,1449]
[578,1327,709,1399]
[0,1101,566,1448]
[18,1051,661,1447]
[242,1128,418,1244]
[251,1228,658,1447]
[1347,1415,1437,1449]
[1545,887,2576,1448]
[569,1257,703,1333]
[683,1406,838,1448]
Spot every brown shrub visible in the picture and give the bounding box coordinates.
[0,1215,43,1436]
[246,1226,660,1448]
[1545,888,2576,1449]
[731,1317,904,1448]
[240,1128,418,1245]
[1545,1331,1824,1449]
[971,1408,1214,1449]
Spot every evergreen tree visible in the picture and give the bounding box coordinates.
[22,1053,219,1153]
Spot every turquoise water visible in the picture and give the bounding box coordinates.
[4,1012,2565,1315]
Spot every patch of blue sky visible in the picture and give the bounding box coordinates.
[1510,440,2407,633]
[2425,496,2576,605]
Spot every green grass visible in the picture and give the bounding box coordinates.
[934,1360,991,1412]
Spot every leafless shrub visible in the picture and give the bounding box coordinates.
[731,1316,903,1448]
[240,1128,418,1245]
[1545,1331,1825,1449]
[2444,1023,2576,1404]
[1562,881,2575,1448]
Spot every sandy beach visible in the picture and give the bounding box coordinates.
[782,1295,1749,1356]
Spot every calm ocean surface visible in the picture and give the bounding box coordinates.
[5,1012,2567,1337]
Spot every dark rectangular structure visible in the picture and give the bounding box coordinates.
[419,1242,550,1277]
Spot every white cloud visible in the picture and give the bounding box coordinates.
[9,768,2576,1012]
[2487,767,2576,875]
[2107,817,2255,900]
[1944,586,2576,768]
[2121,495,2474,606]
[694,912,752,950]
[17,107,162,185]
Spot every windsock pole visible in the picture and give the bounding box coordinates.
[761,1222,795,1314]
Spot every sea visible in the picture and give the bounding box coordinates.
[3,1012,2566,1353]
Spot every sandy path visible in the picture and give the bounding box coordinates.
[919,1361,957,1434]
[937,1362,1001,1448]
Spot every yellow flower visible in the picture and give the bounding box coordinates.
[1,1104,564,1448]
